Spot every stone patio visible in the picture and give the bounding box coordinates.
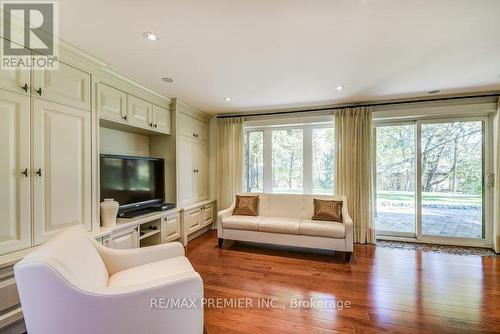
[375,205,483,238]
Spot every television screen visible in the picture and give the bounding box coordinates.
[100,155,164,209]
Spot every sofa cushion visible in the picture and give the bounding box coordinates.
[258,217,301,234]
[108,256,194,288]
[222,215,262,230]
[312,199,343,223]
[233,195,260,216]
[299,220,345,238]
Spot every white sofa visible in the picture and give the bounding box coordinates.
[14,226,204,334]
[217,194,353,261]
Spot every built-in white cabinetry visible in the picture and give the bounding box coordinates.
[110,226,139,249]
[97,83,171,135]
[177,112,209,206]
[0,61,93,254]
[0,91,31,254]
[153,105,171,134]
[0,67,30,95]
[181,200,216,245]
[97,83,127,122]
[127,95,152,130]
[32,62,91,111]
[161,212,181,243]
[32,99,92,244]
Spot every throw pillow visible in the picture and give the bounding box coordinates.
[233,195,260,216]
[312,199,343,223]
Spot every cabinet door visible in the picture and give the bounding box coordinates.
[127,95,152,129]
[111,227,139,249]
[0,66,30,95]
[0,90,31,255]
[32,99,92,244]
[153,105,171,134]
[202,204,214,227]
[97,83,127,122]
[178,113,207,140]
[33,62,91,110]
[186,208,202,234]
[195,141,208,201]
[178,137,195,205]
[161,215,180,242]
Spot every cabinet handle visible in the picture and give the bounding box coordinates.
[154,123,157,128]
[36,168,42,177]
[193,133,196,137]
[36,87,42,96]
[21,83,28,93]
[22,168,28,177]
[122,115,127,121]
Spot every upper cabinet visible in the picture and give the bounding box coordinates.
[127,95,152,129]
[33,62,91,111]
[97,83,127,123]
[97,82,171,135]
[0,66,30,95]
[178,113,207,141]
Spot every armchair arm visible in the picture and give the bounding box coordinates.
[343,214,353,252]
[96,242,185,275]
[217,200,236,238]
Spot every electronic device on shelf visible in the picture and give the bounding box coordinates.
[100,154,168,219]
[149,202,176,211]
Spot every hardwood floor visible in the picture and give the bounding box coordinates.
[186,231,500,334]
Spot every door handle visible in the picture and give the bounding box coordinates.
[21,83,28,93]
[22,168,28,177]
[36,87,42,96]
[36,168,42,177]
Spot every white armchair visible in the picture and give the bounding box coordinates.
[14,226,204,334]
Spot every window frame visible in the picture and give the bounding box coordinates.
[244,122,334,195]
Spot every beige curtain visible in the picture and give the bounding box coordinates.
[493,99,500,253]
[216,117,244,210]
[334,106,376,244]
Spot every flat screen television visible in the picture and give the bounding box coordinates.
[100,155,164,211]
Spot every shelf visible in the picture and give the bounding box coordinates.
[139,229,161,240]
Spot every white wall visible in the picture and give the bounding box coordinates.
[99,127,150,156]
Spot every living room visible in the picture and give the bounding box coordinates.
[0,1,499,333]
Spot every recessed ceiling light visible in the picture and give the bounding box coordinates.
[428,90,441,94]
[224,97,232,102]
[161,77,173,83]
[143,32,158,41]
[336,85,344,91]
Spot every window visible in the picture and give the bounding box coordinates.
[244,123,334,194]
[244,131,264,192]
[272,128,303,193]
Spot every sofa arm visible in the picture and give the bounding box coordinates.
[343,215,354,252]
[96,242,185,275]
[217,201,236,238]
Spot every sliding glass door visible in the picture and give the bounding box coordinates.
[375,124,416,237]
[375,118,489,245]
[419,120,484,239]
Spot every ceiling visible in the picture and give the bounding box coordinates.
[57,0,500,113]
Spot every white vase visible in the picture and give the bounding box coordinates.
[100,198,119,228]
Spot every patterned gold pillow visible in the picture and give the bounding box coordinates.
[312,199,343,223]
[232,195,260,216]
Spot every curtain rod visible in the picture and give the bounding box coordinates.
[216,93,500,119]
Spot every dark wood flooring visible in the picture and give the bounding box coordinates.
[186,231,500,334]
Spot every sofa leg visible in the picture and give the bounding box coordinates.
[218,238,224,248]
[344,252,352,262]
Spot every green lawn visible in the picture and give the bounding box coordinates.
[377,191,482,205]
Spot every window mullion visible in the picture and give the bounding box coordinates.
[263,128,272,193]
[304,126,313,194]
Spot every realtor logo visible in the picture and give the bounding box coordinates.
[1,1,58,69]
